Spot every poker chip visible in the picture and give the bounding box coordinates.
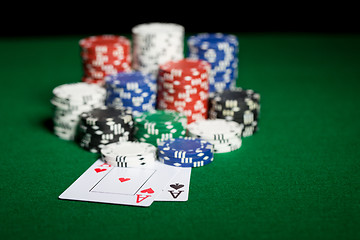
[158,137,213,158]
[104,71,157,116]
[187,119,243,153]
[158,156,214,168]
[51,29,262,175]
[101,141,157,167]
[132,22,184,77]
[187,33,239,94]
[187,119,243,140]
[77,106,134,153]
[79,35,132,85]
[134,110,187,146]
[208,88,261,137]
[157,58,211,124]
[210,135,242,153]
[157,137,214,167]
[51,82,106,140]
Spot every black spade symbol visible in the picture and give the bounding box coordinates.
[170,183,184,190]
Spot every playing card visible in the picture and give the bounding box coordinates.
[59,159,180,207]
[91,167,155,195]
[156,167,191,201]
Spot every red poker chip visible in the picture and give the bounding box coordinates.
[79,35,132,84]
[158,81,209,92]
[81,53,131,65]
[158,68,209,91]
[82,69,106,79]
[157,103,208,115]
[82,66,130,79]
[82,77,105,85]
[81,47,131,60]
[158,76,208,87]
[159,68,209,79]
[157,91,208,104]
[157,98,208,112]
[157,84,206,95]
[156,98,206,109]
[158,99,208,111]
[158,73,209,87]
[157,58,210,124]
[83,62,131,72]
[159,58,210,77]
[81,54,129,63]
[79,35,130,49]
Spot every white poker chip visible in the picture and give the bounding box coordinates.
[52,82,106,104]
[51,82,106,141]
[212,137,242,153]
[213,139,242,153]
[132,22,184,77]
[204,135,242,146]
[101,151,156,165]
[132,22,184,35]
[100,141,157,167]
[187,119,243,140]
[103,159,156,168]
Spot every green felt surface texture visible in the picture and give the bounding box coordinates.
[0,34,359,240]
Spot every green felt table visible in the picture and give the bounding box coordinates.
[0,33,359,240]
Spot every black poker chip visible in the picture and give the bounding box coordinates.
[76,106,134,153]
[209,88,261,137]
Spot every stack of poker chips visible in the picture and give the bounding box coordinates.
[187,33,239,94]
[209,88,260,137]
[104,72,157,116]
[157,58,211,124]
[79,35,132,84]
[133,110,187,147]
[158,137,214,168]
[77,106,134,153]
[187,119,243,153]
[101,141,157,168]
[132,22,184,77]
[51,82,106,141]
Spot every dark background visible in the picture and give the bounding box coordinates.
[2,4,359,37]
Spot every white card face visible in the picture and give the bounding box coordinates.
[59,160,180,207]
[91,168,155,195]
[156,167,191,201]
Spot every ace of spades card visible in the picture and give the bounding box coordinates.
[156,167,191,201]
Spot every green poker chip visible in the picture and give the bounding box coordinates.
[134,110,187,129]
[134,110,187,146]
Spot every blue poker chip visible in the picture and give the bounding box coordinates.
[108,88,153,99]
[158,149,213,163]
[105,92,155,107]
[104,71,156,113]
[105,71,156,88]
[158,155,213,168]
[187,33,239,94]
[187,33,238,49]
[158,137,213,158]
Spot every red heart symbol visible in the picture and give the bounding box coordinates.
[140,188,154,194]
[119,178,130,182]
[94,168,107,173]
